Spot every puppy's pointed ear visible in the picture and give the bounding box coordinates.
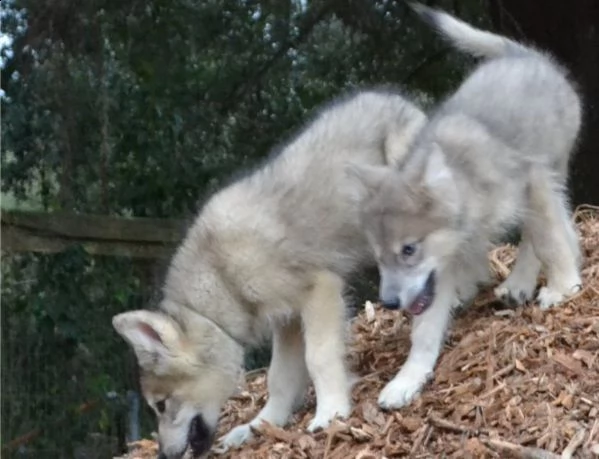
[422,143,460,213]
[423,143,454,189]
[344,162,390,196]
[112,310,184,375]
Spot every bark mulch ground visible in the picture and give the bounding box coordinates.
[119,205,599,459]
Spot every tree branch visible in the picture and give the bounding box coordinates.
[218,0,337,116]
[400,49,448,86]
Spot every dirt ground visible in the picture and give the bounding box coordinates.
[119,205,599,459]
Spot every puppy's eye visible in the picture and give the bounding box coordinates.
[401,243,417,257]
[156,400,166,414]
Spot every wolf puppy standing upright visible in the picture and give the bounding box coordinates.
[348,4,583,411]
[111,89,426,458]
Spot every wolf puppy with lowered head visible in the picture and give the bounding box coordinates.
[112,89,426,458]
[348,4,583,411]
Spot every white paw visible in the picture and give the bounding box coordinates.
[536,283,581,310]
[494,278,536,306]
[306,400,351,432]
[217,423,253,452]
[378,372,428,410]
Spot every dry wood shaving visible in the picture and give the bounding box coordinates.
[117,205,599,459]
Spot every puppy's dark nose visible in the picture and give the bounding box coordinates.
[380,298,400,310]
[158,453,167,459]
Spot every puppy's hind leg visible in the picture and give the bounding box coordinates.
[494,228,542,306]
[301,270,351,432]
[219,318,309,449]
[527,172,582,309]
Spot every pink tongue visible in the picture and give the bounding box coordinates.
[409,297,427,315]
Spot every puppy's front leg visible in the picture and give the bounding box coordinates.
[378,272,455,410]
[219,318,309,450]
[302,271,351,432]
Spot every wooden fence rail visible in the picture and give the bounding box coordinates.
[1,210,188,259]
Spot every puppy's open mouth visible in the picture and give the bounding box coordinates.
[407,271,436,315]
[188,414,214,458]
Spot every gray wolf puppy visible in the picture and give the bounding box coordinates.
[347,4,582,411]
[112,89,427,458]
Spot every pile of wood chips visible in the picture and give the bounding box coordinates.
[120,205,599,459]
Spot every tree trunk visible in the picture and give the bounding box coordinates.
[488,0,599,205]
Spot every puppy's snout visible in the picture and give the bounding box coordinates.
[378,268,402,310]
[189,414,214,457]
[379,297,401,310]
[157,453,167,459]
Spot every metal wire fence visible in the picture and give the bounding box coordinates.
[1,250,158,458]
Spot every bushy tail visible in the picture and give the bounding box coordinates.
[408,2,535,60]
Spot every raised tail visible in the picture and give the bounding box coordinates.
[408,2,535,60]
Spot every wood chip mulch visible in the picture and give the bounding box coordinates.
[118,205,599,459]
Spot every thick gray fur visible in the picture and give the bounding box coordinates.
[349,4,583,411]
[112,88,427,458]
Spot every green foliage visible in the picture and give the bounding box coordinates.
[1,0,489,455]
[1,248,143,456]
